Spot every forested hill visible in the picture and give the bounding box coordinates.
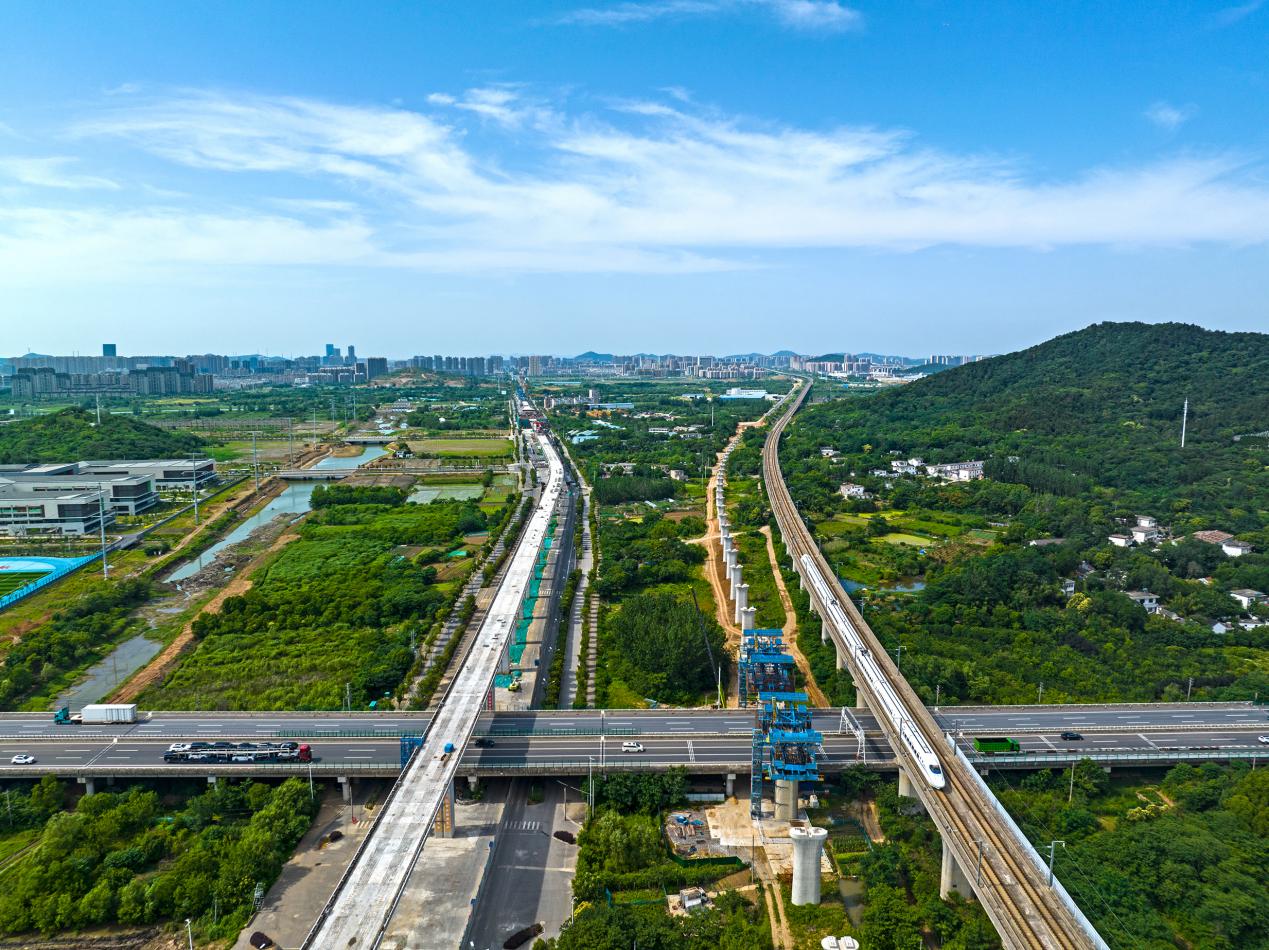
[797,322,1269,523]
[0,407,204,462]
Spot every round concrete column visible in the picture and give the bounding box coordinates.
[734,583,749,624]
[790,826,828,905]
[741,606,757,631]
[773,778,798,820]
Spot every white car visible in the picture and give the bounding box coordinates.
[1258,735,1269,745]
[10,754,35,765]
[621,742,645,753]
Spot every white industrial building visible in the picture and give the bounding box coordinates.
[0,485,113,536]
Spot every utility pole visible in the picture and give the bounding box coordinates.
[894,643,903,672]
[97,494,110,578]
[1037,681,1044,704]
[934,682,941,709]
[95,392,102,426]
[190,451,200,525]
[1187,676,1194,701]
[250,431,260,493]
[1068,762,1076,803]
[344,682,352,712]
[1180,397,1188,448]
[1046,840,1066,886]
[288,417,294,466]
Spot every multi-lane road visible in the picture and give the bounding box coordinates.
[1,704,1263,778]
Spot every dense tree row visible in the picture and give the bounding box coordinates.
[0,407,204,463]
[0,778,316,939]
[604,592,726,706]
[0,579,152,710]
[996,762,1267,949]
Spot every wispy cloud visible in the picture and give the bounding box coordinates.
[0,156,119,190]
[1145,101,1197,131]
[558,0,862,32]
[3,88,1269,284]
[1210,0,1264,28]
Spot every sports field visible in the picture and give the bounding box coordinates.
[0,572,45,597]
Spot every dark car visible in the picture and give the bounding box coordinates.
[1059,731,1083,741]
[473,737,495,748]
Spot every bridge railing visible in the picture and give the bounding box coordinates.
[967,748,1264,766]
[301,745,422,948]
[956,744,1110,950]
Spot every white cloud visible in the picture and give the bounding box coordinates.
[0,156,119,190]
[558,0,862,32]
[4,88,1269,284]
[766,1,862,31]
[1145,101,1197,131]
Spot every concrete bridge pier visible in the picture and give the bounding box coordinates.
[734,584,749,624]
[77,777,96,796]
[835,646,847,670]
[897,769,924,812]
[774,778,798,820]
[434,780,457,838]
[940,839,974,899]
[337,776,354,804]
[726,773,737,798]
[468,774,479,792]
[741,606,756,630]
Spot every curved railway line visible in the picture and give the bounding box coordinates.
[762,379,1096,950]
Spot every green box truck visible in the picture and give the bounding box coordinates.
[973,736,1021,753]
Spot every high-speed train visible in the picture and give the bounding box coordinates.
[801,554,945,790]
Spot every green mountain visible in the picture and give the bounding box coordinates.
[797,322,1269,527]
[0,407,205,463]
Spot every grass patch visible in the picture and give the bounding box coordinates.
[412,437,512,458]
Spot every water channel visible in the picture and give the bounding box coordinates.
[166,445,386,582]
[54,445,387,708]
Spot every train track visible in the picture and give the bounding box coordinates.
[762,379,1094,950]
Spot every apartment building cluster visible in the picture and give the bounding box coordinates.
[0,459,215,536]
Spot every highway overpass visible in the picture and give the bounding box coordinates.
[1,704,1262,782]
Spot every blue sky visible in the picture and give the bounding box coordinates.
[1,0,1267,357]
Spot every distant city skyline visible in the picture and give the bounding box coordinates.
[3,2,1268,351]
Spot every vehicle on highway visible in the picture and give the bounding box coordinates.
[1259,735,1269,745]
[164,743,312,763]
[1059,731,1083,741]
[973,736,1021,753]
[10,754,35,765]
[473,737,495,747]
[54,703,137,725]
[621,741,645,753]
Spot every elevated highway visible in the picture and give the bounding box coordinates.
[1,705,1261,780]
[304,424,565,948]
[764,379,1105,949]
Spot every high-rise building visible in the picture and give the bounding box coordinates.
[325,343,336,358]
[102,344,116,357]
[365,357,388,380]
[347,345,356,365]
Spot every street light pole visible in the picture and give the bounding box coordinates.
[587,756,594,818]
[185,918,194,950]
